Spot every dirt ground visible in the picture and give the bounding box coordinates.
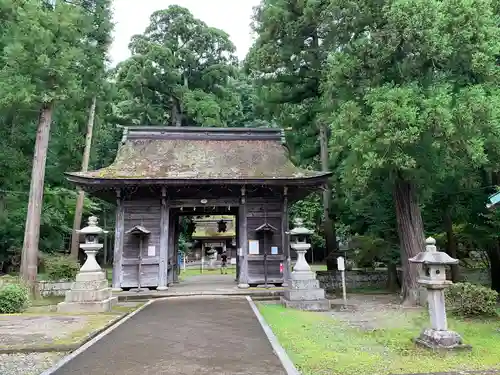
[327,294,424,331]
[0,314,93,348]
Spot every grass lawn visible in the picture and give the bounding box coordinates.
[258,303,500,375]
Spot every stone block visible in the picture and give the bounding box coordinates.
[280,297,330,311]
[290,271,316,281]
[289,279,319,290]
[283,288,326,301]
[64,288,113,303]
[57,297,118,314]
[75,271,107,282]
[71,279,109,291]
[414,328,472,351]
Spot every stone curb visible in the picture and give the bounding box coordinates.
[246,296,301,375]
[0,311,132,355]
[39,299,155,375]
[116,289,284,301]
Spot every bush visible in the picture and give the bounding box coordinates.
[445,282,499,317]
[45,255,80,281]
[0,283,30,314]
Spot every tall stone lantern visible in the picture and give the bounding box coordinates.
[58,216,118,313]
[280,218,330,311]
[409,237,470,350]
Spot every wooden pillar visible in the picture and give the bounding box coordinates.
[112,188,124,291]
[173,217,180,283]
[282,186,291,285]
[167,212,175,284]
[238,186,250,288]
[158,187,169,290]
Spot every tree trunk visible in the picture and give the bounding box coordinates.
[171,97,182,127]
[487,242,500,292]
[393,176,424,305]
[443,207,460,282]
[319,123,338,270]
[20,101,54,291]
[70,96,96,259]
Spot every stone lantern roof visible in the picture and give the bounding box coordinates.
[287,218,313,237]
[78,216,108,236]
[409,237,459,265]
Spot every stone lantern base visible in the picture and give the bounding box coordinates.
[414,328,471,351]
[280,272,330,311]
[57,270,117,313]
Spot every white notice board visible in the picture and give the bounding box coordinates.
[148,245,156,257]
[248,240,260,255]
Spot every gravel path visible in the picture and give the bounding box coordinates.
[0,352,66,375]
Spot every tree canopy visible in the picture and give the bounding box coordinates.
[1,0,500,303]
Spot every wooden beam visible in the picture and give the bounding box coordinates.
[112,188,125,291]
[169,198,240,208]
[158,187,169,290]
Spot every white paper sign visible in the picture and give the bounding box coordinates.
[337,256,345,271]
[148,245,156,257]
[230,257,237,265]
[248,240,260,255]
[271,246,278,255]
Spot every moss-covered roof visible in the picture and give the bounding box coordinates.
[67,127,330,184]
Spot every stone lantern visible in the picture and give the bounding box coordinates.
[280,218,329,311]
[288,218,314,278]
[409,237,470,350]
[58,216,117,313]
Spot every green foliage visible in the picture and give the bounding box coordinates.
[445,282,499,317]
[350,235,400,269]
[0,283,30,314]
[290,194,325,250]
[44,255,80,281]
[113,5,246,127]
[250,0,500,298]
[0,0,116,272]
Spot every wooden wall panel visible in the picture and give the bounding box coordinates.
[121,199,161,288]
[245,197,285,285]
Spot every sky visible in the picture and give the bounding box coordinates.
[109,0,261,66]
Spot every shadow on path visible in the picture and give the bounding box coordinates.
[51,297,286,375]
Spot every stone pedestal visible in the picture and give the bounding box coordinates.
[281,277,330,311]
[281,219,330,311]
[414,328,471,351]
[57,268,117,313]
[57,217,117,313]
